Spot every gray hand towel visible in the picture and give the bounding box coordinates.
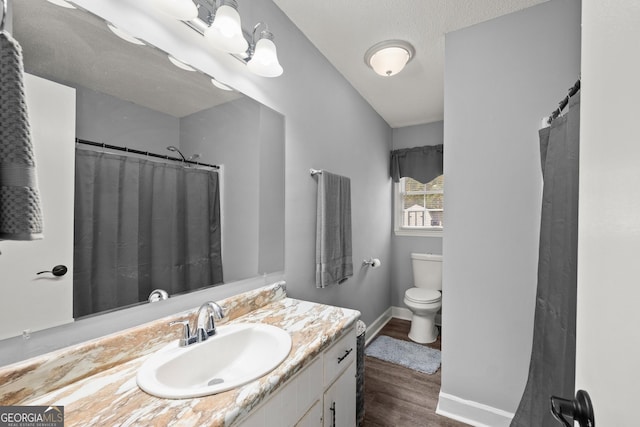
[0,30,43,240]
[315,171,352,288]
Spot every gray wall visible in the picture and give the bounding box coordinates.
[180,98,286,281]
[181,98,261,282]
[257,106,285,274]
[229,1,394,326]
[392,122,443,151]
[75,85,179,152]
[390,122,443,307]
[442,0,581,418]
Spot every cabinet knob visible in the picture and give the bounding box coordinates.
[37,265,68,277]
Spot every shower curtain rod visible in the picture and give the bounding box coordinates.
[75,138,220,169]
[547,79,581,124]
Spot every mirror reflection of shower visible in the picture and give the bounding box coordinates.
[166,146,201,164]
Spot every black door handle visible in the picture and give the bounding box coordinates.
[550,390,595,427]
[37,265,68,277]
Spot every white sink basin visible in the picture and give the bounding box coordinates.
[136,323,292,399]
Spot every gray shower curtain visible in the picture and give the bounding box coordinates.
[511,93,580,426]
[73,149,223,318]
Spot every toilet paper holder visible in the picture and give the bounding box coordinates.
[362,258,381,268]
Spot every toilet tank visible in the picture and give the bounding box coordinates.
[411,253,442,291]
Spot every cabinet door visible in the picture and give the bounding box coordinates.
[296,400,322,427]
[323,361,356,427]
[324,328,356,387]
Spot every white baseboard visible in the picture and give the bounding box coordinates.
[391,306,412,320]
[436,392,514,427]
[364,307,392,345]
[391,306,442,326]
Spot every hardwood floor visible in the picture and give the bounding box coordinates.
[361,319,469,427]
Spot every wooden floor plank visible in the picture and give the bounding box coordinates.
[362,318,469,427]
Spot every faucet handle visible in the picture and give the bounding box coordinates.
[197,301,228,338]
[210,302,227,324]
[169,320,191,347]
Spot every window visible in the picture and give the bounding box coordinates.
[394,175,444,236]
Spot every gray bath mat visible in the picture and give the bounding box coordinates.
[365,335,441,374]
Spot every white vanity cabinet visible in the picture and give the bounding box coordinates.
[239,327,357,427]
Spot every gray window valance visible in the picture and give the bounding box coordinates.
[390,144,443,183]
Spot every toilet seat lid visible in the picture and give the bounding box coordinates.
[405,288,441,303]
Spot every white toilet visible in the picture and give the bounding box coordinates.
[403,253,442,344]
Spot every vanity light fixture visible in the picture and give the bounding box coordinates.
[46,0,75,8]
[246,23,283,78]
[211,78,233,91]
[154,0,199,21]
[158,0,284,78]
[107,23,145,46]
[204,0,248,54]
[364,40,415,77]
[168,55,197,71]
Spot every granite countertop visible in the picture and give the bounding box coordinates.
[0,284,360,426]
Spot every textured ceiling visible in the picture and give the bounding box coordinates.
[273,0,549,128]
[13,0,240,118]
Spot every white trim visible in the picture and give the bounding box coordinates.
[391,306,441,326]
[364,307,392,345]
[391,306,412,321]
[394,228,443,238]
[393,179,444,237]
[436,392,514,427]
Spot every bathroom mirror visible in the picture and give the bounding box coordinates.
[2,0,284,338]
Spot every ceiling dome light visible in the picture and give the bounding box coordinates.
[247,30,283,78]
[211,78,233,91]
[205,0,248,54]
[364,40,415,77]
[154,0,198,21]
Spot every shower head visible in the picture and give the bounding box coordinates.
[166,145,186,161]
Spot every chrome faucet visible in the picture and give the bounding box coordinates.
[170,301,227,347]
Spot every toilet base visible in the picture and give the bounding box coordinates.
[408,314,439,344]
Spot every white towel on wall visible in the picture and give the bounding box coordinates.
[315,171,352,288]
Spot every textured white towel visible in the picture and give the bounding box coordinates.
[0,31,43,240]
[315,171,352,287]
